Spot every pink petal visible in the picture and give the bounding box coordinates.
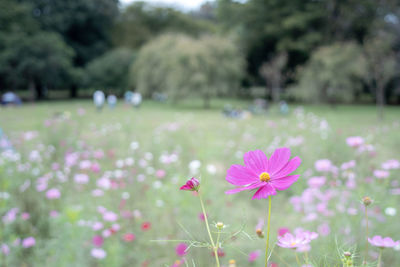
[225,182,262,194]
[383,237,394,247]
[244,150,268,174]
[252,184,276,199]
[273,156,301,178]
[180,185,191,190]
[226,164,258,186]
[267,147,291,174]
[271,175,300,191]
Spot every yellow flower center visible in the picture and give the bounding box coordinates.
[259,172,270,182]
[291,242,296,246]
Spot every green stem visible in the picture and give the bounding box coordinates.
[265,196,272,267]
[199,192,220,267]
[295,252,301,266]
[365,207,369,264]
[377,249,382,267]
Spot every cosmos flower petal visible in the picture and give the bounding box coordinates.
[273,156,301,178]
[267,147,291,174]
[252,184,276,199]
[226,164,259,186]
[243,150,268,174]
[225,182,262,194]
[272,175,300,191]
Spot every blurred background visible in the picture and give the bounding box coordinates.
[1,1,400,267]
[1,0,400,112]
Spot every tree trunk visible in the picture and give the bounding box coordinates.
[28,80,35,101]
[70,85,78,98]
[35,81,44,100]
[376,84,384,120]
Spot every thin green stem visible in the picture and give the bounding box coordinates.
[295,252,301,266]
[365,207,369,264]
[199,192,220,267]
[265,196,272,267]
[216,231,221,250]
[377,249,382,267]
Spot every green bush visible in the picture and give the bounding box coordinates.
[131,34,245,108]
[290,42,367,104]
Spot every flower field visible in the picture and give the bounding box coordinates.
[0,101,399,266]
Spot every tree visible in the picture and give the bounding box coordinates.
[0,32,75,99]
[259,53,288,103]
[363,34,397,119]
[114,2,215,50]
[290,42,367,105]
[131,34,245,108]
[85,48,135,94]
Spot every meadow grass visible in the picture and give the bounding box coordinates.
[0,100,399,266]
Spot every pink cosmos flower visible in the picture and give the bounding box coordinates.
[22,237,36,248]
[46,188,61,199]
[278,227,290,237]
[180,177,200,192]
[368,236,400,248]
[175,243,188,257]
[123,233,136,242]
[346,136,364,147]
[248,250,261,262]
[91,248,107,259]
[225,148,301,199]
[92,235,104,247]
[74,173,89,184]
[1,244,10,255]
[382,159,400,170]
[373,170,390,179]
[277,233,310,249]
[314,159,332,172]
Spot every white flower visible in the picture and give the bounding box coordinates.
[385,207,397,216]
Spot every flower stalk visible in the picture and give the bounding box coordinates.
[265,195,272,267]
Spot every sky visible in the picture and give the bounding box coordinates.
[120,0,207,10]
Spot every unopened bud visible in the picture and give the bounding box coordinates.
[344,251,351,257]
[256,228,264,238]
[229,259,236,267]
[216,222,224,230]
[362,196,372,206]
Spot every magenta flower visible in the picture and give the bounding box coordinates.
[175,243,188,257]
[248,250,261,262]
[368,236,400,248]
[180,177,200,192]
[346,136,364,147]
[92,235,104,247]
[225,148,301,199]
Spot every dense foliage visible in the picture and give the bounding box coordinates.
[132,34,244,108]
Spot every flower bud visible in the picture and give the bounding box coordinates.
[228,259,236,267]
[343,251,351,257]
[256,228,264,238]
[216,222,224,230]
[362,196,372,206]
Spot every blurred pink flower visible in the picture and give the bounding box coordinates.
[92,235,104,247]
[373,170,389,179]
[180,177,200,192]
[318,223,330,236]
[156,169,166,178]
[225,148,301,199]
[278,227,290,237]
[248,250,261,262]
[368,236,400,248]
[74,173,89,184]
[277,233,310,249]
[46,188,61,199]
[346,136,364,147]
[175,243,188,257]
[123,233,136,242]
[21,212,30,220]
[314,159,332,172]
[382,159,400,170]
[307,176,326,188]
[1,244,10,255]
[49,210,59,217]
[91,248,106,259]
[103,211,118,222]
[22,237,35,248]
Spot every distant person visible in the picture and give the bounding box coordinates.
[93,91,105,111]
[131,92,142,108]
[107,95,117,109]
[279,101,289,115]
[124,91,133,104]
[1,92,22,106]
